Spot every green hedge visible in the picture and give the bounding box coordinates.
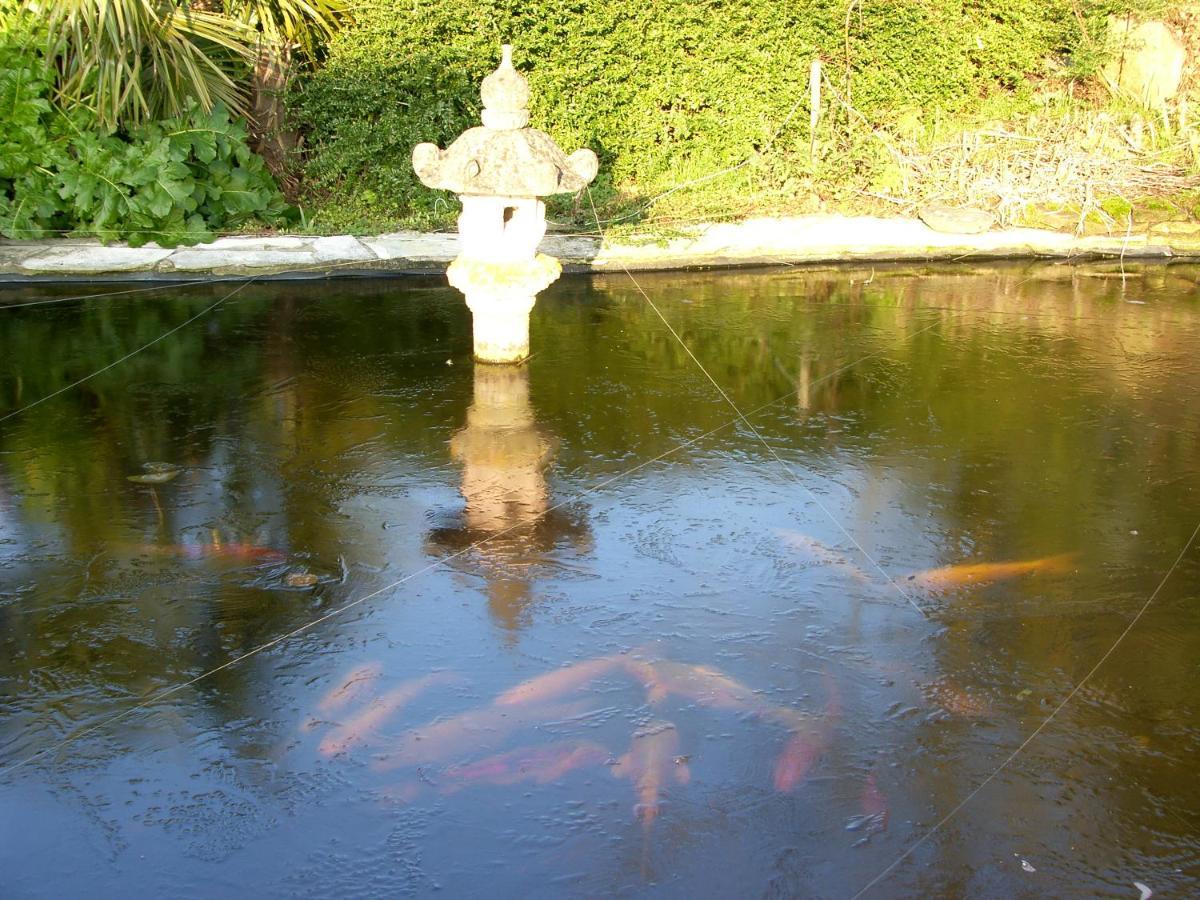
[291,0,1118,230]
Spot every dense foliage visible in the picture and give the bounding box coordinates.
[292,0,1134,231]
[0,26,293,246]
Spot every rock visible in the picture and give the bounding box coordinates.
[1019,205,1083,234]
[1149,221,1200,251]
[19,245,174,274]
[163,247,317,274]
[917,205,995,235]
[1102,19,1186,108]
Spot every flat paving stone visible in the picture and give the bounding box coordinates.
[19,245,174,274]
[362,232,459,262]
[163,248,321,273]
[309,235,376,263]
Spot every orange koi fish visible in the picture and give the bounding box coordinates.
[622,657,817,732]
[319,672,459,757]
[494,656,624,707]
[907,553,1077,591]
[623,659,758,710]
[373,700,591,771]
[775,529,872,583]
[612,720,690,830]
[439,742,609,793]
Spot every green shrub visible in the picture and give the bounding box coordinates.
[0,26,293,246]
[292,0,1122,229]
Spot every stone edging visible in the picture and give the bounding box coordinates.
[2,216,1199,281]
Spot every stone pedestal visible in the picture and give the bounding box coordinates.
[447,253,561,363]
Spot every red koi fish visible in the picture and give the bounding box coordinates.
[774,673,841,793]
[138,542,286,563]
[921,678,990,718]
[907,553,1077,591]
[861,771,888,825]
[494,656,625,707]
[773,730,826,792]
[612,720,690,830]
[439,741,609,793]
[319,672,460,757]
[315,662,384,717]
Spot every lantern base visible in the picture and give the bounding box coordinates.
[448,254,562,364]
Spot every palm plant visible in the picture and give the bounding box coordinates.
[20,0,347,133]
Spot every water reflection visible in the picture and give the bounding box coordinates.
[1,265,1199,897]
[426,362,591,637]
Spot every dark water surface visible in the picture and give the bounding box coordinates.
[1,263,1198,898]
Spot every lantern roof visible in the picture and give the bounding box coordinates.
[412,45,599,198]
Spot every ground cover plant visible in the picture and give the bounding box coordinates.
[0,23,291,245]
[0,0,350,245]
[291,0,1200,235]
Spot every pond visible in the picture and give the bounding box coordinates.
[1,262,1198,898]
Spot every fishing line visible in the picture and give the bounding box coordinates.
[0,313,951,780]
[586,188,930,620]
[0,280,252,427]
[850,515,1200,899]
[0,257,404,425]
[0,279,215,310]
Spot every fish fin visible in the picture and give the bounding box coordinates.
[612,752,631,779]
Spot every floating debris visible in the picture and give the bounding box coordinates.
[285,571,320,588]
[127,462,181,484]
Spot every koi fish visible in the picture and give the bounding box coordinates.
[773,730,827,792]
[861,771,888,824]
[314,662,384,717]
[622,657,817,733]
[137,542,286,563]
[774,673,840,793]
[624,660,758,710]
[774,529,873,583]
[373,700,592,771]
[439,741,609,792]
[319,671,460,757]
[612,720,690,829]
[494,656,625,707]
[921,678,990,717]
[845,771,889,837]
[907,553,1077,591]
[299,661,384,732]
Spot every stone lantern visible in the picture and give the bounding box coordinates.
[412,45,598,363]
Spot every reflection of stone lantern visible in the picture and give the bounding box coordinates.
[425,364,591,639]
[412,45,598,363]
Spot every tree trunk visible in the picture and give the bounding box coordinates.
[251,42,300,192]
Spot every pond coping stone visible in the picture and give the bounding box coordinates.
[0,215,1195,282]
